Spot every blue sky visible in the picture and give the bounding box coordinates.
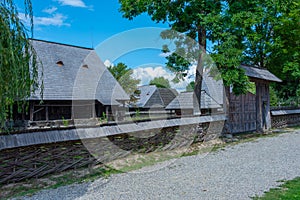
[16,0,168,66]
[16,0,196,90]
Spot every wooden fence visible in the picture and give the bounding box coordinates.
[0,115,225,184]
[271,108,300,128]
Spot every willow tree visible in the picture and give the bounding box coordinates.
[0,0,40,127]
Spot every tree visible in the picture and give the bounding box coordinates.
[0,0,40,127]
[107,63,140,99]
[267,1,300,104]
[119,0,225,114]
[186,81,195,92]
[118,0,256,115]
[149,77,171,88]
[221,0,300,103]
[119,0,299,102]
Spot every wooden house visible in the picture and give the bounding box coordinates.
[131,85,178,111]
[16,39,129,122]
[165,91,222,116]
[225,65,282,133]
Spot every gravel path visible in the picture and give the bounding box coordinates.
[16,131,300,200]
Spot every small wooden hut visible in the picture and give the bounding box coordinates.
[225,65,282,133]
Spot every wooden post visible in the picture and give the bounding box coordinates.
[256,82,263,133]
[45,106,49,121]
[92,102,95,119]
[265,83,272,130]
[106,106,109,122]
[30,102,34,121]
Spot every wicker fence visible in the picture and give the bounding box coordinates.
[0,115,225,184]
[271,108,300,128]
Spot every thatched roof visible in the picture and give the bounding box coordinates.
[165,91,221,110]
[30,39,129,105]
[134,85,178,109]
[241,65,282,82]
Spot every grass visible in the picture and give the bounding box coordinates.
[252,177,300,200]
[0,167,119,200]
[1,126,300,199]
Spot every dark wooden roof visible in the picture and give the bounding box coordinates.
[30,39,129,105]
[134,86,178,109]
[165,91,221,110]
[241,65,282,82]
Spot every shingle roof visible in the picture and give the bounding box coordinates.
[202,73,224,105]
[134,85,178,109]
[165,91,221,110]
[241,65,282,82]
[30,39,129,105]
[158,88,178,107]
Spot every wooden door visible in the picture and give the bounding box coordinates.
[228,93,256,133]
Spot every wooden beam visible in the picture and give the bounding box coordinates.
[45,106,49,121]
[30,103,34,121]
[256,82,263,132]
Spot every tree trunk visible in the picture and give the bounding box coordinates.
[193,27,206,115]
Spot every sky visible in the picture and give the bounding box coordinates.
[16,0,196,90]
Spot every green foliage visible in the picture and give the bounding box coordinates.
[269,85,279,106]
[253,177,300,200]
[221,0,300,100]
[149,76,171,88]
[119,0,250,96]
[108,63,140,100]
[267,1,300,102]
[186,81,195,92]
[0,0,41,127]
[247,82,256,95]
[119,0,300,98]
[99,112,108,124]
[61,116,69,127]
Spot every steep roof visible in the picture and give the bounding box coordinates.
[202,73,224,105]
[165,91,221,110]
[30,39,129,105]
[241,65,282,82]
[134,85,178,109]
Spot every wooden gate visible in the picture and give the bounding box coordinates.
[228,92,257,133]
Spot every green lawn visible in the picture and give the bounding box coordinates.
[253,177,300,200]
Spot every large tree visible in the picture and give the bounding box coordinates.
[149,76,171,88]
[0,0,40,127]
[107,62,140,100]
[221,0,300,103]
[118,0,254,113]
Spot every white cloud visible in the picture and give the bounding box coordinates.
[34,14,70,27]
[159,52,173,57]
[56,0,87,8]
[132,65,197,92]
[104,60,114,67]
[42,6,58,14]
[19,13,70,27]
[132,66,174,86]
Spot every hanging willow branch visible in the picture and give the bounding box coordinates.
[0,0,41,128]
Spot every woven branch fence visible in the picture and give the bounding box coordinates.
[0,115,225,184]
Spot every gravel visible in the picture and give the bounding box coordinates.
[15,130,300,200]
